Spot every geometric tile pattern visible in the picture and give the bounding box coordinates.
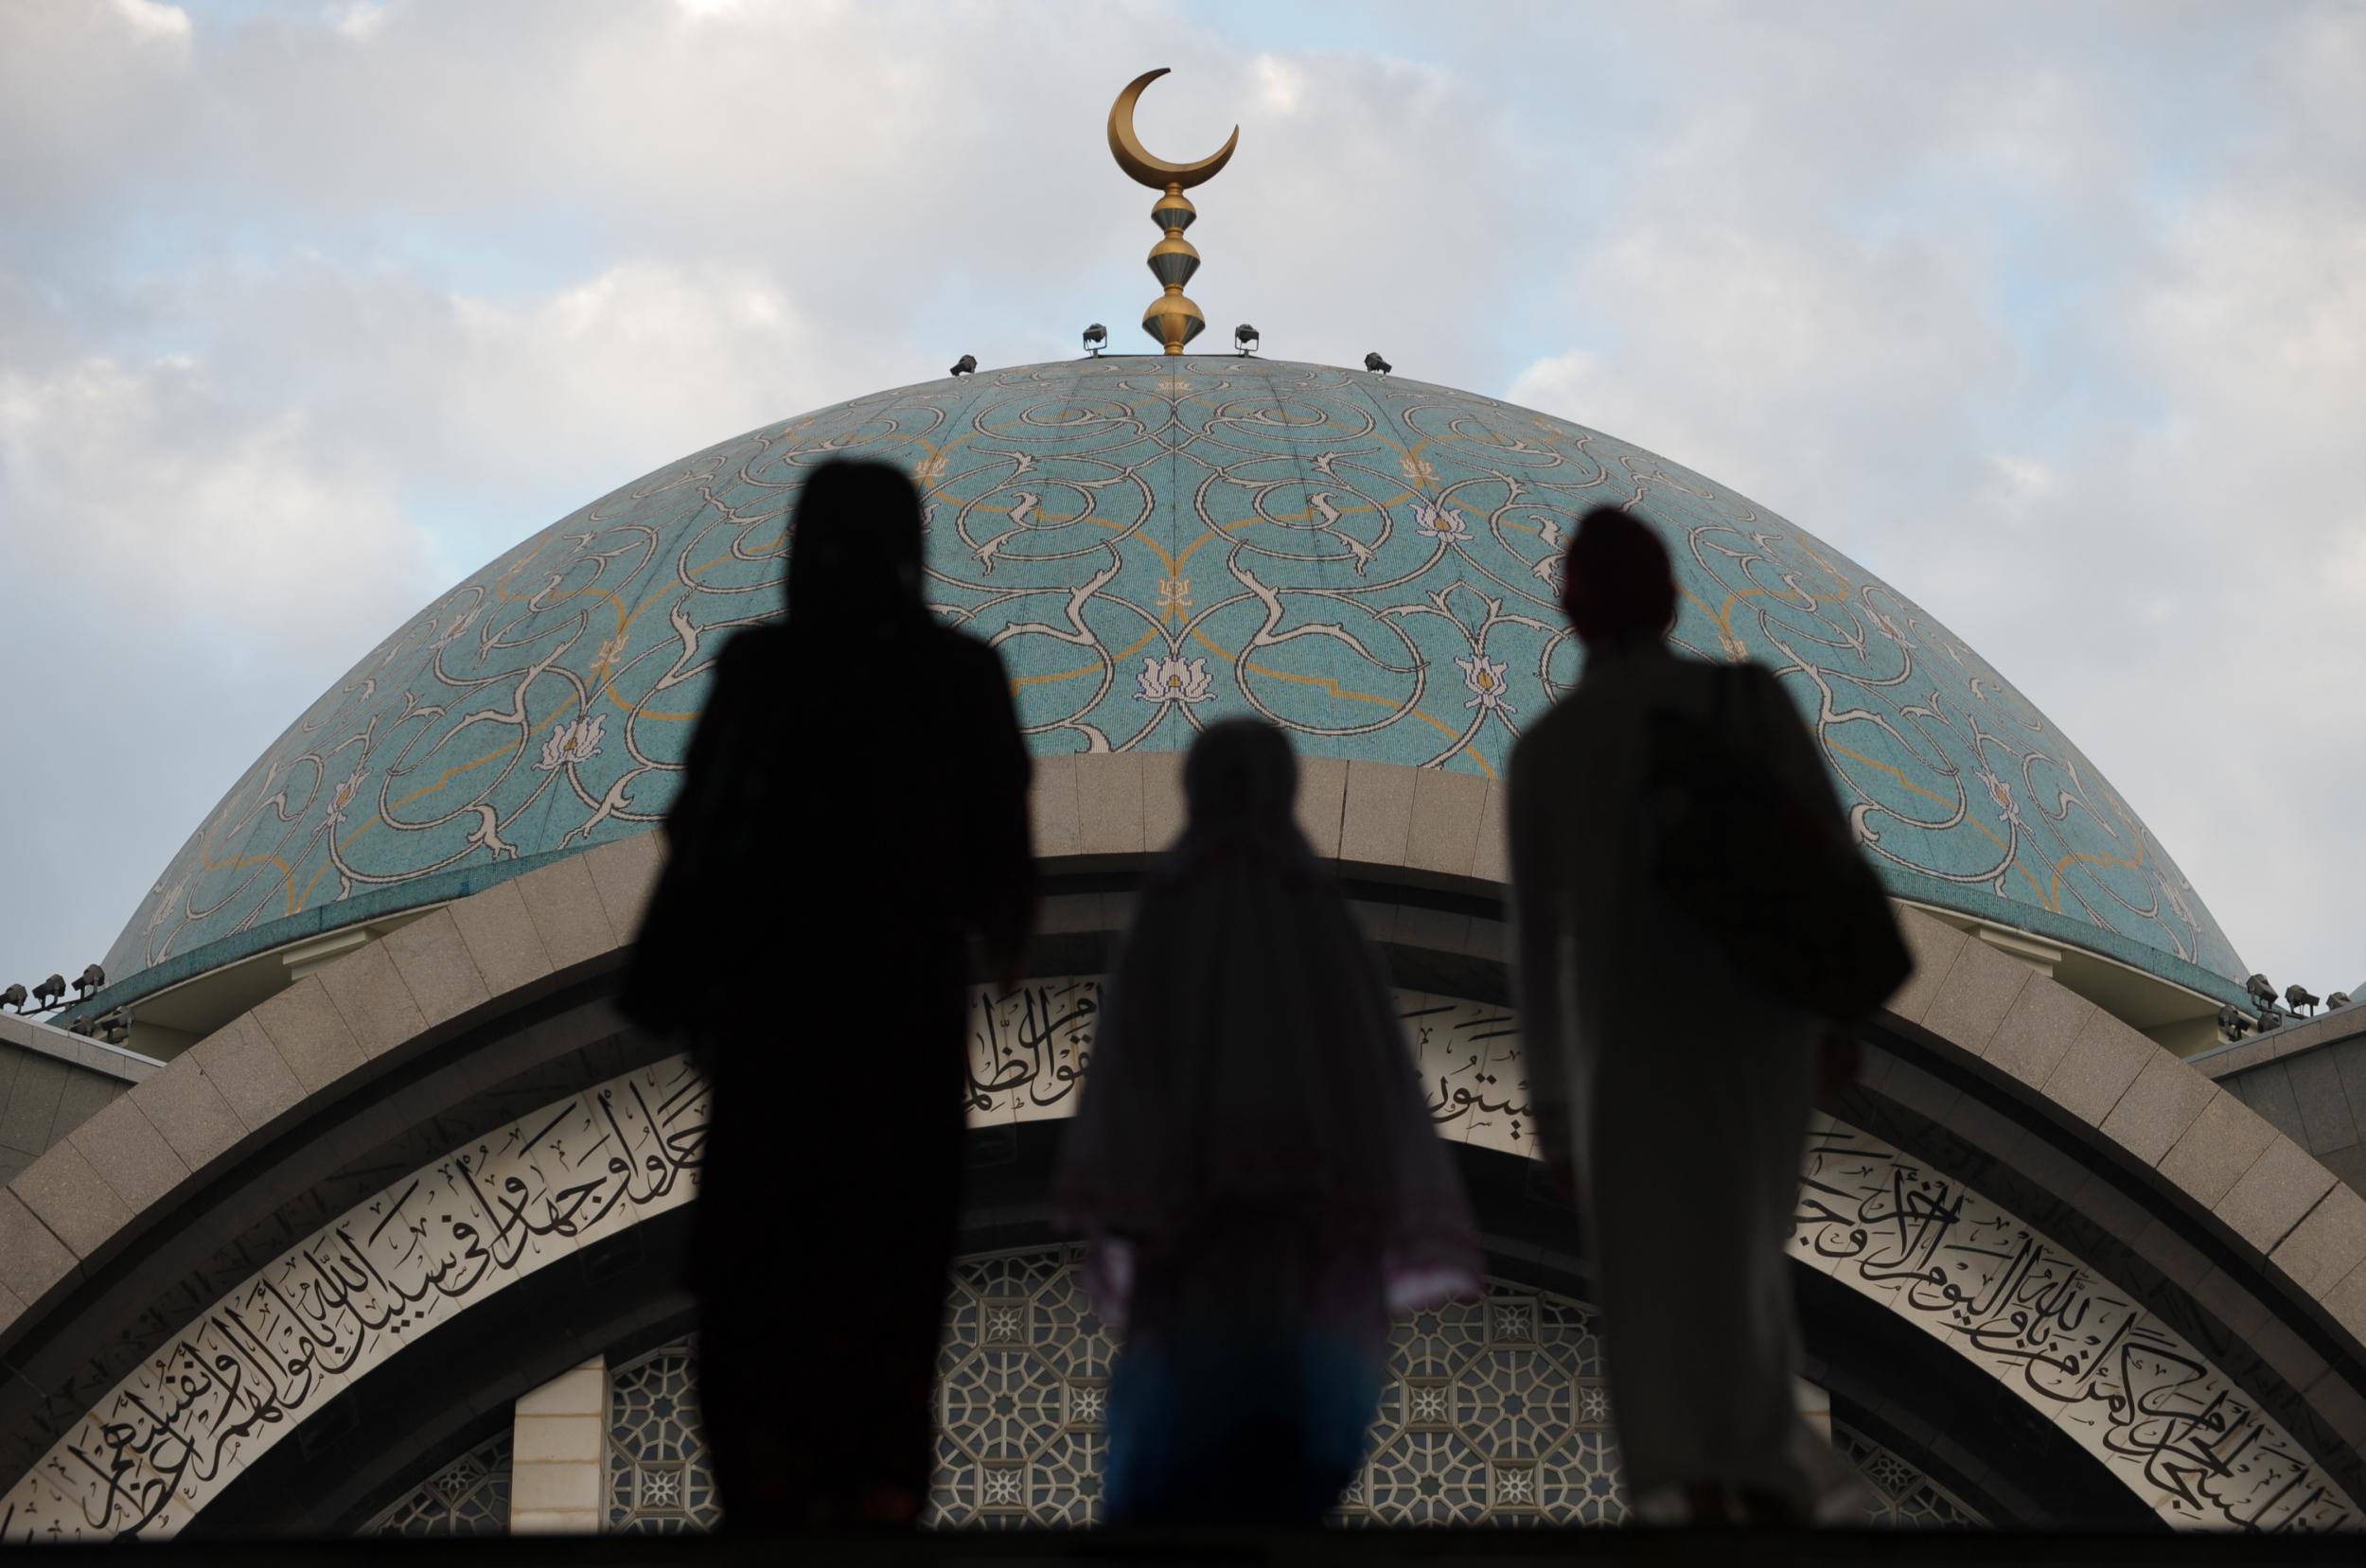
[607,1257,1980,1533]
[927,1251,1980,1530]
[605,1342,721,1534]
[363,1433,513,1536]
[1835,1425,1983,1529]
[104,358,2239,1005]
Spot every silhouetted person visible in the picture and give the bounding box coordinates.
[1507,507,1863,1525]
[1056,720,1479,1527]
[623,459,1034,1530]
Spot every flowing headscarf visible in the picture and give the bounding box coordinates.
[1056,720,1481,1332]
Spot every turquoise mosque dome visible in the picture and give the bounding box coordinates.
[100,357,2245,1006]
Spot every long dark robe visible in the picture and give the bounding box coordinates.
[625,612,1033,1528]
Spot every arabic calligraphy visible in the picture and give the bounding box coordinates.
[1797,1119,2356,1532]
[0,1058,708,1542]
[962,978,1531,1149]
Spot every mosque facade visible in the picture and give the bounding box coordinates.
[2,356,2363,1538]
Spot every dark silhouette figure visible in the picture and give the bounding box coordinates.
[1508,506,1868,1525]
[623,459,1034,1531]
[1055,719,1479,1527]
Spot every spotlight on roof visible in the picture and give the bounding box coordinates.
[97,1007,133,1046]
[950,354,978,378]
[1083,324,1107,358]
[1234,324,1259,356]
[1363,351,1392,376]
[2329,992,2352,1012]
[0,984,24,1013]
[2256,1007,2285,1032]
[30,973,64,1012]
[73,963,104,1001]
[2287,983,2321,1016]
[2245,973,2278,1010]
[2216,1004,2251,1041]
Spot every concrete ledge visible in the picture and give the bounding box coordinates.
[9,1138,131,1262]
[2273,1184,2366,1297]
[1884,907,1969,1027]
[1028,753,1080,858]
[0,1190,76,1311]
[1405,768,1486,877]
[62,1097,187,1218]
[2158,1091,2279,1208]
[1076,751,1144,855]
[2218,1136,2340,1260]
[315,939,428,1061]
[1981,980,2095,1093]
[124,1062,245,1175]
[2098,1054,2216,1167]
[446,879,556,999]
[585,833,665,941]
[512,855,620,973]
[250,977,368,1095]
[380,908,493,1032]
[2193,1003,2366,1080]
[1921,936,2034,1054]
[0,1014,159,1086]
[1339,760,1415,868]
[186,1015,304,1134]
[1295,756,1347,858]
[2040,1010,2156,1129]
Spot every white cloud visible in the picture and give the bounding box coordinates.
[1503,2,2366,990]
[0,0,2360,996]
[110,0,189,45]
[0,353,434,661]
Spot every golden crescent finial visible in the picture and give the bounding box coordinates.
[1107,67,1239,190]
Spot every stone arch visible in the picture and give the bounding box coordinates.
[3,758,2362,1534]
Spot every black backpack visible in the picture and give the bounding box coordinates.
[1642,666,1911,1023]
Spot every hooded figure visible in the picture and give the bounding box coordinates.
[1507,506,1865,1524]
[1056,719,1479,1526]
[623,458,1034,1530]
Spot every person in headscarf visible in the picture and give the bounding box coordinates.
[1055,719,1480,1527]
[622,458,1035,1530]
[1506,505,1863,1524]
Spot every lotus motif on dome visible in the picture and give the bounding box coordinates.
[1136,655,1214,706]
[1412,502,1473,544]
[1456,653,1514,714]
[324,766,368,829]
[539,714,606,773]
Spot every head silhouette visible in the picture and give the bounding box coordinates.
[1184,718,1299,833]
[784,459,926,630]
[1560,505,1676,649]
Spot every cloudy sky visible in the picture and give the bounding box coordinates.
[2,0,2360,1000]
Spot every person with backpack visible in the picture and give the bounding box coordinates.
[1507,505,1903,1525]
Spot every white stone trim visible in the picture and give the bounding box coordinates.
[509,1357,606,1535]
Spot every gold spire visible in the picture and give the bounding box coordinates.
[1106,68,1238,356]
